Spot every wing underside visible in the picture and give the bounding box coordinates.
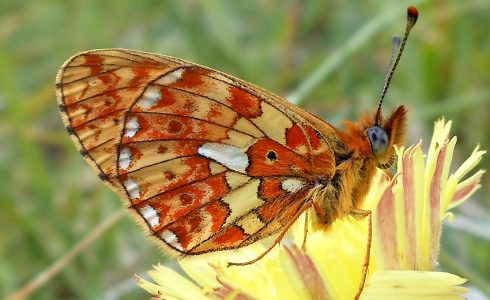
[56,49,335,255]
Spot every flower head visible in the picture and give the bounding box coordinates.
[137,119,484,300]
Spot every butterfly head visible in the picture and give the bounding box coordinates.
[366,105,407,168]
[337,105,407,169]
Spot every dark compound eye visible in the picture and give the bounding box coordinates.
[267,150,277,161]
[367,126,389,156]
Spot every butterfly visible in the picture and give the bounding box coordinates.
[56,6,418,289]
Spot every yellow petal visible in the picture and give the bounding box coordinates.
[179,258,220,291]
[360,270,468,300]
[280,245,330,300]
[137,264,210,300]
[448,170,485,209]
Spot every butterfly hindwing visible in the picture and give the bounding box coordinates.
[56,49,336,256]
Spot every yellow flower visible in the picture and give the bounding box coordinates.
[137,119,485,300]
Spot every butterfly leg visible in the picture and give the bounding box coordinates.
[228,201,313,267]
[350,208,372,300]
[301,208,309,251]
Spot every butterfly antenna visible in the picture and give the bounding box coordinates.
[375,6,418,126]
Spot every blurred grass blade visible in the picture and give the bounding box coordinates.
[6,209,126,300]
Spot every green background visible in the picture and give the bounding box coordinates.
[1,0,489,299]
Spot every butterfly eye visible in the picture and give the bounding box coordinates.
[266,150,277,161]
[367,126,389,157]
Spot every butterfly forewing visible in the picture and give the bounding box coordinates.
[56,49,335,256]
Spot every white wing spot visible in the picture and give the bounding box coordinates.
[139,86,161,108]
[139,205,159,228]
[198,143,248,173]
[124,117,140,138]
[123,178,140,199]
[161,230,184,251]
[281,178,305,193]
[156,68,185,85]
[118,147,132,170]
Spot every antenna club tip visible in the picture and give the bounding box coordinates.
[407,6,419,25]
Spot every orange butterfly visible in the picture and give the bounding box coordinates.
[56,5,418,290]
